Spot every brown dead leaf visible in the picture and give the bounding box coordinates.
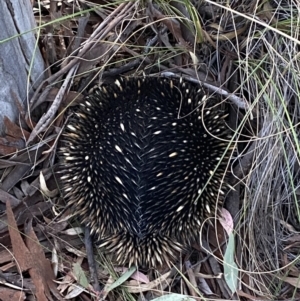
[0,196,48,234]
[77,43,111,76]
[25,115,37,131]
[278,275,300,288]
[56,273,75,294]
[0,249,13,265]
[63,91,84,107]
[6,202,63,301]
[209,221,227,251]
[124,270,172,293]
[0,286,25,301]
[4,116,30,140]
[115,267,150,284]
[44,87,82,107]
[0,135,25,152]
[11,90,26,116]
[25,219,63,301]
[0,144,18,156]
[6,201,32,271]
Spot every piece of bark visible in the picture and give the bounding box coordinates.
[0,0,44,135]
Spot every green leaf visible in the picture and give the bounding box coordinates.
[224,233,238,294]
[152,293,196,301]
[72,262,89,289]
[106,266,136,292]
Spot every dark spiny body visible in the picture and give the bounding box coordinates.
[60,77,232,267]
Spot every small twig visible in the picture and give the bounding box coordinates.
[101,59,142,79]
[85,227,101,293]
[161,71,250,110]
[27,64,78,144]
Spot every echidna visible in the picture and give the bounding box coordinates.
[60,77,232,267]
